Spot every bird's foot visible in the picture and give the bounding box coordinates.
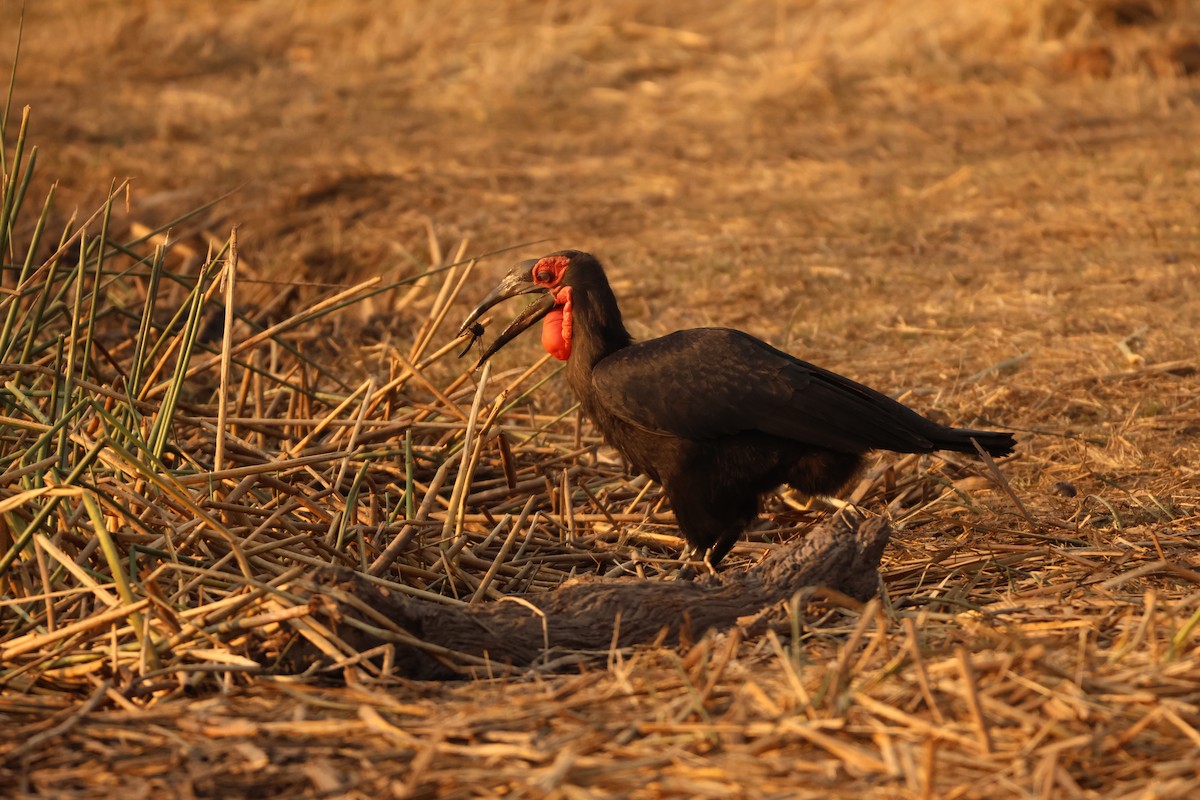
[673,546,718,581]
[674,545,698,581]
[782,489,861,516]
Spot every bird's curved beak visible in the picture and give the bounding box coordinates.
[457,260,556,367]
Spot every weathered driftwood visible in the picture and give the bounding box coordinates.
[275,514,891,680]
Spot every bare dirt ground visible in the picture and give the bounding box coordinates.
[3,0,1200,797]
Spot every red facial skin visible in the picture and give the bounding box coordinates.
[532,256,573,360]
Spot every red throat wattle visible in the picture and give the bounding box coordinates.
[541,287,573,360]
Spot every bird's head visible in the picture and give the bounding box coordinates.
[457,250,607,367]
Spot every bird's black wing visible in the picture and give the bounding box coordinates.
[591,328,945,453]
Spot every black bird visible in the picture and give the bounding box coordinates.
[459,250,1015,566]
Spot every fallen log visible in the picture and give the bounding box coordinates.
[271,513,891,680]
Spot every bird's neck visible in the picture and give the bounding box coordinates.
[565,289,631,381]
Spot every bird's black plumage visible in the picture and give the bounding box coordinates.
[460,250,1015,565]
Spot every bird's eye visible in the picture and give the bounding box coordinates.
[536,270,554,283]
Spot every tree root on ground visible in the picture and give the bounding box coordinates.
[269,513,891,680]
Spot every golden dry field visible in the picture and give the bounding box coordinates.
[2,1,1200,797]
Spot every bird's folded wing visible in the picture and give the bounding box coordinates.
[590,328,938,453]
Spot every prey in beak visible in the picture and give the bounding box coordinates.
[456,260,556,369]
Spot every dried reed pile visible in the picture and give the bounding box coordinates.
[0,130,673,695]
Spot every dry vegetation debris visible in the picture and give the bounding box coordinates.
[2,1,1200,797]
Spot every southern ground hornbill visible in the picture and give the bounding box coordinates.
[458,250,1015,566]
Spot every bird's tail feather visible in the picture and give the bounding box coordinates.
[934,428,1016,458]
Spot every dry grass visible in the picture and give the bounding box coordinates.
[3,1,1200,797]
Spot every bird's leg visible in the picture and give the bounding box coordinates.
[674,545,719,581]
[674,544,705,581]
[781,487,859,514]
